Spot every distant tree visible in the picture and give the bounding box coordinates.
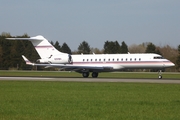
[145,43,156,53]
[0,36,4,69]
[178,45,180,54]
[78,41,90,54]
[176,45,180,71]
[54,41,61,51]
[90,47,103,54]
[50,41,54,46]
[114,41,121,53]
[61,42,71,54]
[1,36,11,69]
[121,41,128,53]
[10,41,20,68]
[104,41,111,53]
[104,41,112,54]
[128,44,146,53]
[0,33,40,70]
[16,33,29,38]
[176,56,180,71]
[155,49,162,55]
[145,42,161,54]
[1,32,11,37]
[0,45,2,68]
[104,41,121,54]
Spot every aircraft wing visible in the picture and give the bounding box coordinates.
[45,64,113,72]
[22,55,113,72]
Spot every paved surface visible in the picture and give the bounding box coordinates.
[0,77,180,84]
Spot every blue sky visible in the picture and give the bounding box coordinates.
[1,0,180,50]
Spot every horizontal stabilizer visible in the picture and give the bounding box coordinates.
[22,55,33,65]
[6,35,44,41]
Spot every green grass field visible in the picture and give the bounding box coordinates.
[0,71,180,119]
[0,81,180,120]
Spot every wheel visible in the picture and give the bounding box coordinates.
[92,72,98,78]
[82,72,89,78]
[158,75,162,79]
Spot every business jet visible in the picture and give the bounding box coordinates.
[7,35,175,79]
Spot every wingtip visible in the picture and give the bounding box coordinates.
[22,55,33,65]
[6,38,16,40]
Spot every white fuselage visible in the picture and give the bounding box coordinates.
[49,53,174,71]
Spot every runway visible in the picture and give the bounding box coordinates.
[0,77,180,84]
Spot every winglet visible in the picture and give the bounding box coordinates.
[22,55,34,65]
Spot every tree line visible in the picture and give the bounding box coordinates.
[0,32,179,71]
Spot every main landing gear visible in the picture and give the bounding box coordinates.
[82,72,89,78]
[82,72,99,78]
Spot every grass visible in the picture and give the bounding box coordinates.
[0,70,180,79]
[0,81,180,120]
[0,71,180,119]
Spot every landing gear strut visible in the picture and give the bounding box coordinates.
[158,70,162,79]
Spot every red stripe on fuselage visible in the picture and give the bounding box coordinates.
[72,61,169,65]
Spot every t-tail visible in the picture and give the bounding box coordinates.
[6,35,67,59]
[7,35,72,64]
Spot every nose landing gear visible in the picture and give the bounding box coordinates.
[158,70,162,79]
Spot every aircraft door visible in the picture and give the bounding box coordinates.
[68,54,73,63]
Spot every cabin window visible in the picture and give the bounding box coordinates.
[117,58,119,61]
[134,58,136,61]
[121,58,123,61]
[108,59,110,61]
[99,59,101,61]
[139,58,141,61]
[87,59,88,61]
[91,59,92,61]
[95,59,97,61]
[126,58,128,61]
[104,59,106,61]
[83,59,85,62]
[130,58,132,61]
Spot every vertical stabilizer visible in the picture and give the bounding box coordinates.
[29,35,66,58]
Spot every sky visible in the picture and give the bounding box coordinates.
[1,0,180,51]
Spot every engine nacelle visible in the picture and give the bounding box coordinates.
[37,54,72,64]
[36,58,49,63]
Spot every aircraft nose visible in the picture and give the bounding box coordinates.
[164,61,175,68]
[170,62,175,67]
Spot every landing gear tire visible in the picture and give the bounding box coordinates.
[82,72,89,78]
[92,72,98,78]
[158,75,162,79]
